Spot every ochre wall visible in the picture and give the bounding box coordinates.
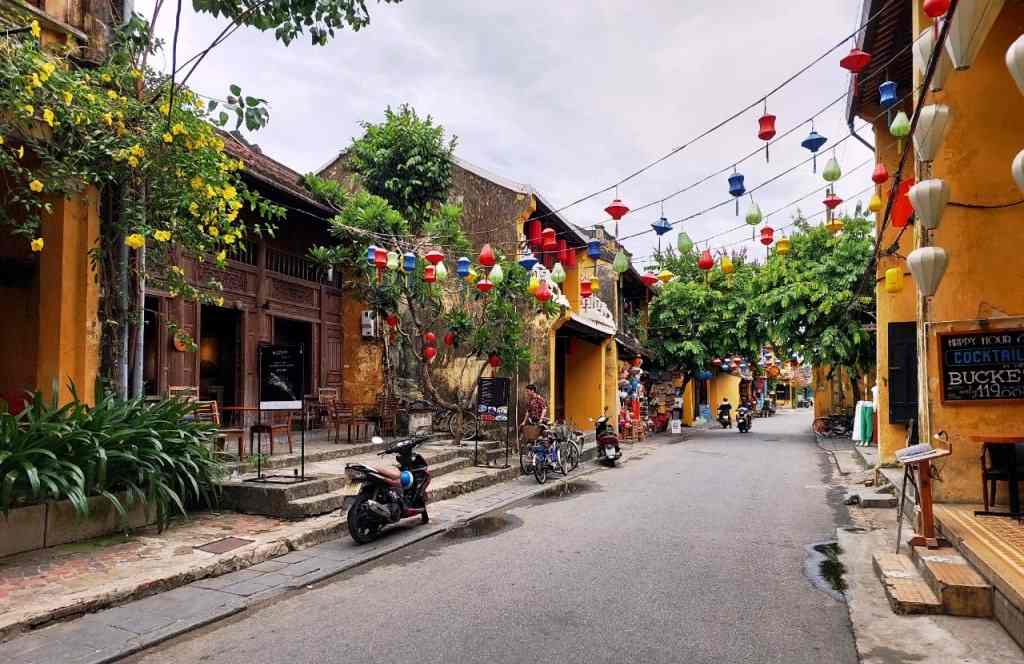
[709,373,741,413]
[339,293,384,411]
[562,336,604,428]
[915,7,1024,503]
[604,341,619,431]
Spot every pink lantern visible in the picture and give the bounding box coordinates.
[604,198,629,221]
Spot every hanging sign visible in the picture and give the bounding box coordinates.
[259,344,304,410]
[940,330,1024,402]
[477,377,510,422]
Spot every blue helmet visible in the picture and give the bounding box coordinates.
[400,470,414,489]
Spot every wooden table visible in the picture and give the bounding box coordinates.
[971,435,1024,518]
[898,447,952,548]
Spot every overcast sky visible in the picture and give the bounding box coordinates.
[139,0,874,263]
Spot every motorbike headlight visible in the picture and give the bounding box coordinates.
[345,467,367,481]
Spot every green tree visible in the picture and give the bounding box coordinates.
[192,0,403,45]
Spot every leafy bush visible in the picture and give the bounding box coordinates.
[0,387,223,529]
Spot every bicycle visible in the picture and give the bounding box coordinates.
[812,412,854,438]
[551,421,583,472]
[405,399,479,440]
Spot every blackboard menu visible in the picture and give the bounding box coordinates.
[259,344,304,410]
[940,331,1024,402]
[477,377,509,422]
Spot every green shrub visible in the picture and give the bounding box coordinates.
[0,386,223,530]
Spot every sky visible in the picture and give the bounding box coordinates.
[138,0,875,265]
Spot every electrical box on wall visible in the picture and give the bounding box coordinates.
[360,310,378,339]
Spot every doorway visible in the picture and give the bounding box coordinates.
[143,296,161,397]
[273,317,313,396]
[199,305,242,407]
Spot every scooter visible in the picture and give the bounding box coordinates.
[717,408,732,429]
[344,436,431,544]
[736,403,753,433]
[594,416,622,466]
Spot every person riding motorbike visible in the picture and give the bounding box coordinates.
[717,397,733,428]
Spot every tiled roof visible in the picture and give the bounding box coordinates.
[222,133,333,216]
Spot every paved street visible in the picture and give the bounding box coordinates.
[132,409,857,664]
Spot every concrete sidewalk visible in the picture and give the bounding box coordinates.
[0,437,671,664]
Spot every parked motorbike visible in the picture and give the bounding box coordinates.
[736,403,753,433]
[344,436,431,544]
[593,416,621,466]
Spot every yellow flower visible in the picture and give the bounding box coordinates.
[208,226,219,238]
[216,250,226,263]
[29,74,41,88]
[63,91,73,105]
[29,179,44,192]
[223,233,236,244]
[129,144,144,157]
[41,108,54,127]
[226,209,239,222]
[102,112,112,126]
[106,89,118,100]
[159,103,170,115]
[171,122,186,136]
[162,133,173,143]
[126,155,139,168]
[153,230,172,242]
[41,62,55,77]
[221,185,237,200]
[215,297,224,306]
[100,73,111,83]
[22,104,34,117]
[30,237,44,252]
[190,176,204,190]
[170,265,184,276]
[0,135,4,145]
[17,146,24,159]
[30,20,40,38]
[85,93,95,103]
[124,233,145,250]
[131,68,142,79]
[188,202,199,216]
[205,185,216,199]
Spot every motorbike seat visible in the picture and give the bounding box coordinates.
[362,464,403,487]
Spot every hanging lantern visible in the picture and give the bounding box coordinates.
[488,354,502,369]
[890,111,911,153]
[423,331,437,346]
[776,237,791,256]
[466,267,479,284]
[908,179,950,230]
[892,178,916,228]
[924,0,950,19]
[605,198,630,221]
[424,250,444,265]
[366,245,378,267]
[587,239,602,259]
[590,276,600,293]
[456,256,471,278]
[801,128,828,173]
[745,200,762,239]
[945,0,1005,71]
[386,313,399,328]
[641,272,659,288]
[423,265,436,283]
[1008,35,1024,96]
[535,280,552,302]
[823,193,844,210]
[721,255,734,275]
[878,81,898,109]
[1013,149,1024,194]
[872,163,890,185]
[822,155,842,183]
[541,228,557,252]
[657,269,674,283]
[489,262,504,285]
[825,218,845,235]
[760,226,774,246]
[435,261,448,282]
[914,28,954,93]
[386,251,400,271]
[374,248,388,274]
[518,250,538,271]
[869,193,883,214]
[403,252,417,273]
[840,47,872,98]
[476,278,494,294]
[698,249,714,271]
[444,332,455,347]
[526,218,542,249]
[550,262,566,284]
[564,246,577,269]
[712,358,723,366]
[423,346,437,362]
[557,239,569,265]
[728,171,746,215]
[527,275,540,294]
[580,279,593,299]
[677,231,693,254]
[651,217,672,237]
[907,246,949,296]
[884,267,905,294]
[479,244,496,267]
[757,110,777,161]
[613,250,629,274]
[913,104,952,164]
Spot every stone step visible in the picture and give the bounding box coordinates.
[227,438,393,474]
[873,552,944,615]
[284,488,348,518]
[911,546,994,618]
[859,492,898,508]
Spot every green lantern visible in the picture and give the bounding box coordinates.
[489,263,504,285]
[890,110,911,153]
[822,156,842,183]
[612,250,629,274]
[386,251,399,271]
[551,262,566,284]
[434,261,448,282]
[677,231,693,254]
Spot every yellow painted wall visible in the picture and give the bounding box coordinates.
[605,340,619,431]
[709,373,741,412]
[339,294,384,411]
[912,6,1024,503]
[562,336,605,428]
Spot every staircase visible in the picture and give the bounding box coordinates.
[874,544,993,617]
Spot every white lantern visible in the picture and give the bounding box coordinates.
[1007,34,1024,96]
[945,0,1005,70]
[914,27,954,92]
[1012,148,1024,193]
[908,246,949,297]
[908,179,950,230]
[913,105,953,163]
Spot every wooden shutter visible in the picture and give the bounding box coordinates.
[888,322,918,424]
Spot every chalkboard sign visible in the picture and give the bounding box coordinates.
[259,344,304,410]
[477,377,509,422]
[939,330,1024,402]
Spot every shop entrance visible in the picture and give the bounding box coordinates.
[273,317,313,395]
[199,305,242,407]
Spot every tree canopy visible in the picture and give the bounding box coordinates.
[192,0,403,45]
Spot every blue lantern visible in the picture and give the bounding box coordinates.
[879,80,898,108]
[456,256,471,278]
[587,239,602,259]
[651,217,672,236]
[698,370,713,381]
[801,128,828,173]
[402,252,416,273]
[518,251,538,271]
[728,172,745,215]
[367,245,378,267]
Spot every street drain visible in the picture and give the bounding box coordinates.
[532,479,601,500]
[444,514,522,540]
[804,541,848,601]
[842,526,868,533]
[194,536,254,554]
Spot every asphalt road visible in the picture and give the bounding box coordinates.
[134,409,857,664]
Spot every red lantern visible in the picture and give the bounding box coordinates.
[923,0,949,18]
[543,251,555,269]
[558,239,569,264]
[698,250,714,271]
[423,346,437,362]
[641,272,659,288]
[374,247,387,269]
[604,198,629,221]
[488,354,502,369]
[479,244,496,267]
[386,313,399,328]
[535,280,551,302]
[872,163,890,185]
[564,246,577,269]
[823,194,843,210]
[760,226,775,246]
[840,47,872,98]
[541,227,557,251]
[423,265,436,283]
[892,178,916,228]
[580,279,593,299]
[526,218,542,249]
[424,250,444,265]
[444,332,455,347]
[757,112,777,161]
[423,331,437,346]
[712,358,722,366]
[476,278,494,293]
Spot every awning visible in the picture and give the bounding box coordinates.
[615,334,653,360]
[560,313,614,344]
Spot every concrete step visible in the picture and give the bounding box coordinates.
[283,488,348,518]
[873,552,944,615]
[859,492,898,508]
[911,546,994,618]
[227,438,393,474]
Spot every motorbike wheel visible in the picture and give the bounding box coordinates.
[534,460,548,484]
[347,496,383,545]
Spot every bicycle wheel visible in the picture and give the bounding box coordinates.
[534,459,548,484]
[519,445,533,475]
[556,443,569,476]
[447,409,479,441]
[567,440,580,471]
[812,417,830,435]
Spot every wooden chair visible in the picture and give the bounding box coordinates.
[269,411,294,454]
[329,402,374,444]
[316,387,339,429]
[193,400,246,460]
[169,385,199,402]
[377,393,400,436]
[980,443,1024,513]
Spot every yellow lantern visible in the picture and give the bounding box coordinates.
[825,218,845,235]
[466,267,479,284]
[590,277,600,293]
[721,255,734,274]
[885,267,904,294]
[776,238,791,256]
[869,193,883,214]
[657,269,674,283]
[527,275,540,294]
